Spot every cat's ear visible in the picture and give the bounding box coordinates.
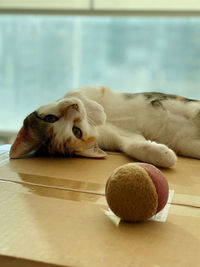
[9,126,41,158]
[76,143,107,158]
[83,98,106,126]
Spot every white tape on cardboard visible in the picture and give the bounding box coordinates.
[149,190,174,222]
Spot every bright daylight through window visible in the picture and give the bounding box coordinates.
[0,15,200,135]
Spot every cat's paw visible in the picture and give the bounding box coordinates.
[146,142,177,168]
[124,141,177,168]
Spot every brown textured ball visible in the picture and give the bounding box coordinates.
[105,163,169,222]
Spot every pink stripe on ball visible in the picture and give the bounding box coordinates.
[138,163,169,213]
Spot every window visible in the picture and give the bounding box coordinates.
[0,14,200,141]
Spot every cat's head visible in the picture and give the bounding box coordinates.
[9,96,107,159]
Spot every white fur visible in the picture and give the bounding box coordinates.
[64,86,200,167]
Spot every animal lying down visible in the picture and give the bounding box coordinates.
[10,86,200,168]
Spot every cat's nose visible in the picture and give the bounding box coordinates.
[58,99,79,109]
[71,104,79,110]
[59,102,80,117]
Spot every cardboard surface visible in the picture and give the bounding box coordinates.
[0,145,200,267]
[1,146,200,197]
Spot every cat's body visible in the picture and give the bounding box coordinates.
[10,86,200,168]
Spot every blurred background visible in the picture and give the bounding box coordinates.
[0,0,200,144]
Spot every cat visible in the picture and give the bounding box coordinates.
[9,86,200,168]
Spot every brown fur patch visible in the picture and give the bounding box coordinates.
[47,127,55,139]
[81,131,95,143]
[176,96,185,101]
[66,134,96,153]
[73,117,82,124]
[101,87,106,96]
[82,136,96,145]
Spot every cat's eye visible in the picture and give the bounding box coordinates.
[72,126,82,139]
[43,114,59,123]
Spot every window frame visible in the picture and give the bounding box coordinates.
[0,0,200,17]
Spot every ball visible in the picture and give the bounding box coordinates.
[105,163,169,222]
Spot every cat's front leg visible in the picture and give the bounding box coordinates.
[121,135,177,168]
